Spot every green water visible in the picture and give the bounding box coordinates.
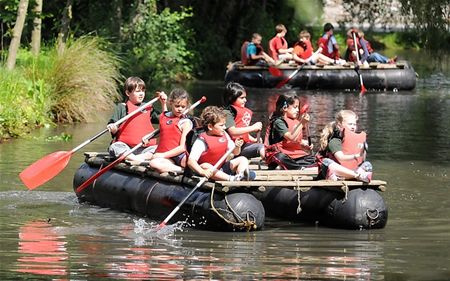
[0,51,449,280]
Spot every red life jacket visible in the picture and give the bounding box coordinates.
[346,37,363,62]
[271,117,309,159]
[240,41,249,65]
[317,35,340,60]
[341,128,366,170]
[155,112,182,153]
[230,105,252,143]
[115,101,156,147]
[269,36,288,61]
[197,132,229,167]
[293,40,313,60]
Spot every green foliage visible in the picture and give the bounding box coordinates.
[44,132,72,142]
[0,61,52,139]
[0,37,123,140]
[48,36,122,123]
[124,0,195,89]
[399,0,450,49]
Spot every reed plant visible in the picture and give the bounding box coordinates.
[48,37,123,123]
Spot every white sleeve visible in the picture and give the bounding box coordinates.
[225,133,234,151]
[189,139,207,161]
[178,118,193,130]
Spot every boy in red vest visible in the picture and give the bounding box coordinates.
[269,24,294,64]
[107,76,167,164]
[317,23,346,64]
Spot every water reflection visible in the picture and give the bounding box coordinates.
[16,220,68,277]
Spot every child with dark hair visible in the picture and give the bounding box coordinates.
[223,82,264,159]
[264,94,315,170]
[107,76,167,164]
[317,23,345,64]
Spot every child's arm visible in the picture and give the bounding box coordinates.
[227,122,262,136]
[107,103,126,135]
[187,140,213,178]
[229,138,243,160]
[283,113,310,142]
[159,92,168,112]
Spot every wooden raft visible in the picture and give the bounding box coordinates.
[84,152,387,194]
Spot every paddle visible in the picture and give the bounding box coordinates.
[299,104,312,146]
[19,94,162,190]
[75,96,207,193]
[157,145,235,229]
[275,49,321,89]
[352,32,367,95]
[268,66,283,77]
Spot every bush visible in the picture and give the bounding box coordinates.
[123,0,196,88]
[0,61,52,139]
[49,37,123,122]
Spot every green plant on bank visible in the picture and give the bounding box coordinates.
[123,0,195,88]
[0,62,52,139]
[0,36,123,140]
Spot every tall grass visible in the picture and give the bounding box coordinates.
[0,36,123,140]
[49,37,123,122]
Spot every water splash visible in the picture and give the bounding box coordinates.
[131,219,188,245]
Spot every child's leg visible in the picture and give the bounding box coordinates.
[240,143,264,159]
[200,163,230,181]
[229,156,249,174]
[327,162,358,179]
[148,158,183,173]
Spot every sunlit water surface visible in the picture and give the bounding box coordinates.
[0,51,449,280]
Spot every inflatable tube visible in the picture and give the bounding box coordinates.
[254,186,387,229]
[73,163,265,231]
[224,61,416,90]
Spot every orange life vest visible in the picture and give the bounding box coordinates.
[341,128,366,170]
[115,101,156,147]
[230,105,252,143]
[270,117,309,159]
[155,112,182,153]
[197,132,229,167]
[293,40,313,60]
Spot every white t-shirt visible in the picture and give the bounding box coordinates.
[189,132,234,162]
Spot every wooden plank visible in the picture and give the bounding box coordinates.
[255,175,314,181]
[216,180,387,188]
[254,168,318,176]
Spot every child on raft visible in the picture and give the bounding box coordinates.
[316,110,372,182]
[149,88,193,173]
[107,76,167,164]
[187,106,256,181]
[264,94,315,170]
[223,82,265,159]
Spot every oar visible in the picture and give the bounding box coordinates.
[275,49,321,89]
[268,66,283,77]
[75,96,207,193]
[352,32,367,95]
[19,95,162,190]
[157,145,235,229]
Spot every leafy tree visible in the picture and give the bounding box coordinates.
[399,0,450,49]
[123,0,195,87]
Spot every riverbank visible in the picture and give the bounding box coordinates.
[0,37,121,141]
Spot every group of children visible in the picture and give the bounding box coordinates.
[242,22,395,67]
[107,77,373,183]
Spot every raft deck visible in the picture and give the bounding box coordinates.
[84,152,387,196]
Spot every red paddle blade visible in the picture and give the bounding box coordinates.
[19,151,73,190]
[300,104,310,115]
[360,84,367,95]
[268,66,283,77]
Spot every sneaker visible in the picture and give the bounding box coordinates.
[357,162,373,173]
[356,171,372,183]
[244,169,257,181]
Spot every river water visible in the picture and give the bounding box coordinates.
[1,51,449,280]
